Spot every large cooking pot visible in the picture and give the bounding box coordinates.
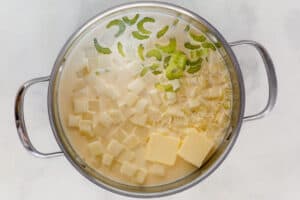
[14,2,277,198]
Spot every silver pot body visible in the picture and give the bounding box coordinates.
[15,2,277,198]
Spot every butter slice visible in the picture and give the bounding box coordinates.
[145,134,180,166]
[178,132,214,167]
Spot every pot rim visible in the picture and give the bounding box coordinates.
[47,1,245,198]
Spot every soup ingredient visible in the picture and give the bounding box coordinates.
[146,49,162,61]
[137,17,155,34]
[122,14,140,25]
[184,24,190,32]
[132,31,149,40]
[106,19,126,37]
[178,131,214,167]
[120,161,138,177]
[155,38,176,53]
[135,168,148,184]
[156,25,169,38]
[88,140,104,156]
[202,42,216,51]
[94,38,112,54]
[184,42,201,50]
[145,134,180,166]
[117,42,125,57]
[102,153,114,166]
[138,44,145,60]
[189,31,206,42]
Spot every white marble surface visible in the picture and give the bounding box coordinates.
[0,0,299,199]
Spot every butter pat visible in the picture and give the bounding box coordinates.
[178,132,214,167]
[145,134,180,166]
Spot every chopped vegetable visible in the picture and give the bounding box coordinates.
[146,49,162,61]
[93,38,112,54]
[156,38,176,53]
[132,31,149,40]
[138,44,145,61]
[137,17,155,34]
[152,70,162,75]
[202,42,216,51]
[165,51,187,80]
[156,25,169,38]
[163,56,171,69]
[117,42,125,57]
[189,31,206,42]
[187,57,203,66]
[190,48,209,60]
[155,83,174,92]
[187,65,202,74]
[184,42,201,50]
[172,18,179,26]
[214,42,222,48]
[169,51,187,70]
[149,63,160,71]
[140,67,148,77]
[106,19,126,37]
[122,14,139,25]
[184,25,190,32]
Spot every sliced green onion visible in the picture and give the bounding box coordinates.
[137,17,155,34]
[93,38,111,54]
[146,49,162,61]
[152,70,162,75]
[132,31,149,40]
[184,42,201,50]
[138,44,145,61]
[169,51,187,70]
[155,83,174,92]
[156,25,169,39]
[140,67,148,77]
[187,57,203,66]
[106,19,126,37]
[163,56,171,69]
[122,14,139,25]
[187,65,201,74]
[214,41,222,48]
[166,63,184,80]
[184,25,190,32]
[190,48,208,59]
[202,42,216,51]
[172,18,179,26]
[155,38,176,53]
[149,63,160,71]
[117,42,125,57]
[189,31,206,42]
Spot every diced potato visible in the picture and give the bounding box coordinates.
[82,112,95,121]
[102,153,114,167]
[73,86,89,97]
[128,78,145,94]
[117,150,135,163]
[187,98,201,109]
[73,99,89,113]
[120,161,137,177]
[130,114,147,126]
[148,106,161,122]
[107,139,124,156]
[166,92,176,104]
[88,99,100,112]
[149,89,162,105]
[135,168,148,184]
[76,66,90,78]
[68,114,81,128]
[104,85,120,100]
[108,109,124,124]
[178,132,214,167]
[134,98,149,113]
[149,164,165,176]
[145,134,180,166]
[98,112,113,128]
[203,87,223,99]
[165,106,185,117]
[123,134,140,149]
[118,92,138,107]
[79,120,93,137]
[111,129,127,142]
[88,140,104,156]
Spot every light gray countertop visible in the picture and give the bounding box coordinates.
[0,0,299,199]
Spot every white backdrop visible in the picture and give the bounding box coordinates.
[0,0,299,199]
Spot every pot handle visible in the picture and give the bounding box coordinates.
[15,76,63,158]
[229,40,278,121]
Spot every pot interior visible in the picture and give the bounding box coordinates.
[49,2,244,197]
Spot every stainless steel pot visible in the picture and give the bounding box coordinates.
[14,2,277,198]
